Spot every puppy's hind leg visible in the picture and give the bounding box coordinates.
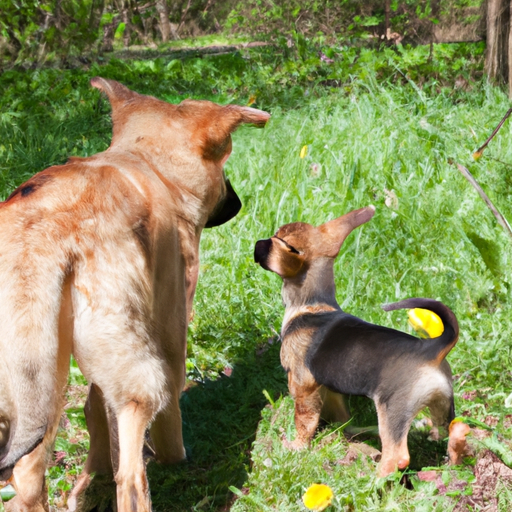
[428,361,455,442]
[375,401,412,477]
[7,277,73,512]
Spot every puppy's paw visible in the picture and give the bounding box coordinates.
[282,437,308,451]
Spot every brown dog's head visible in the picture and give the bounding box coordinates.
[254,206,375,279]
[90,77,270,228]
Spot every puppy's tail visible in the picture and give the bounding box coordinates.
[382,298,459,363]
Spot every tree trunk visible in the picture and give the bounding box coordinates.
[485,0,510,85]
[509,0,512,97]
[156,0,171,42]
[89,0,106,35]
[114,0,131,47]
[385,0,390,39]
[177,0,192,36]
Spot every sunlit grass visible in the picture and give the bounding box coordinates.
[0,44,511,510]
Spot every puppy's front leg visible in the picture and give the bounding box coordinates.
[284,373,322,450]
[320,387,351,424]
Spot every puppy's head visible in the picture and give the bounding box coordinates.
[254,206,375,279]
[90,77,270,227]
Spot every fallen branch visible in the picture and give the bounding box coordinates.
[110,41,271,61]
[473,108,512,160]
[454,161,512,241]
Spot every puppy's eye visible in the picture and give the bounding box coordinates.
[275,236,300,254]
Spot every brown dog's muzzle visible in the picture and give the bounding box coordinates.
[254,238,272,269]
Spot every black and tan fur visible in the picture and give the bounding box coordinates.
[254,206,460,476]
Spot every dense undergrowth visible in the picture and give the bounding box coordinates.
[0,38,511,511]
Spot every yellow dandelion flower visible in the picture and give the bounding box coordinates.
[247,94,257,106]
[302,483,333,511]
[408,308,444,338]
[300,145,308,159]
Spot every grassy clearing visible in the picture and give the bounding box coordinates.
[0,40,511,510]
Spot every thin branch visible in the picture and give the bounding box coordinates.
[454,162,512,241]
[177,0,192,35]
[474,107,512,157]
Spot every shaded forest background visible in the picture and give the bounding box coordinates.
[0,1,487,66]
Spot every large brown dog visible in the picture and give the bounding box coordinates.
[0,78,270,511]
[254,206,461,476]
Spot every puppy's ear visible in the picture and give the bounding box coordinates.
[262,237,305,278]
[318,205,375,258]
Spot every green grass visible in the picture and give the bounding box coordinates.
[0,41,511,511]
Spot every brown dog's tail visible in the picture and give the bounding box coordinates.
[0,245,70,479]
[382,298,459,363]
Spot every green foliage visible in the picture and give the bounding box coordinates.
[0,0,486,68]
[0,0,104,65]
[227,0,485,43]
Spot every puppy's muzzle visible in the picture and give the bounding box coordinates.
[254,238,272,269]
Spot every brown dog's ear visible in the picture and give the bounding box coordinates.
[222,105,271,130]
[201,105,270,162]
[318,205,375,258]
[90,77,138,105]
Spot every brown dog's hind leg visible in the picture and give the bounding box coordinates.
[68,384,115,512]
[7,280,73,512]
[6,390,67,512]
[115,401,153,512]
[150,331,187,465]
[5,439,50,512]
[150,394,186,465]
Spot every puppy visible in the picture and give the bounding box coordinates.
[254,206,460,476]
[0,78,270,512]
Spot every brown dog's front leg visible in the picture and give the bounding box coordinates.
[115,401,153,512]
[68,384,115,512]
[284,375,322,450]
